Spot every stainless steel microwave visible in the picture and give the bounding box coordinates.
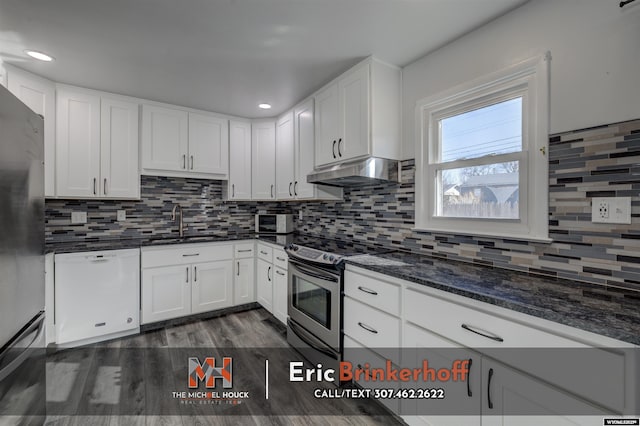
[255,214,294,234]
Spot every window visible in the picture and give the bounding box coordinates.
[416,55,550,241]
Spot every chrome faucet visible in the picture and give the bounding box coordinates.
[171,204,185,238]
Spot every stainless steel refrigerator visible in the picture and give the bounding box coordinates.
[0,84,46,424]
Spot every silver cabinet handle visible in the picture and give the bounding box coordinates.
[270,184,274,198]
[358,322,378,334]
[289,182,293,196]
[232,184,235,198]
[93,178,97,195]
[338,138,343,157]
[276,256,285,262]
[237,261,240,276]
[260,250,268,255]
[182,154,186,169]
[357,286,378,296]
[467,358,473,397]
[276,270,285,276]
[238,249,252,253]
[332,140,337,158]
[194,266,197,282]
[95,322,106,327]
[190,155,194,170]
[103,178,108,195]
[267,266,271,282]
[487,368,494,409]
[461,324,504,342]
[294,181,298,196]
[185,267,189,283]
[182,253,200,257]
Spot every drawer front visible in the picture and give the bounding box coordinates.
[234,242,255,259]
[344,270,400,315]
[343,335,400,415]
[142,244,233,268]
[343,296,400,364]
[404,287,628,412]
[273,248,288,270]
[256,243,273,263]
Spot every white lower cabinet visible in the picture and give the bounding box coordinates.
[256,258,273,313]
[191,261,233,314]
[344,265,636,424]
[272,263,288,324]
[141,243,234,324]
[142,264,192,324]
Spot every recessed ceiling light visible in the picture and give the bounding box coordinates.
[258,103,272,110]
[25,50,54,62]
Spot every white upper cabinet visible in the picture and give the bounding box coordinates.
[251,120,276,200]
[56,88,101,198]
[56,86,139,199]
[228,120,252,200]
[141,105,189,173]
[314,57,401,168]
[100,98,140,199]
[188,112,228,175]
[141,104,228,179]
[275,111,295,200]
[6,66,56,197]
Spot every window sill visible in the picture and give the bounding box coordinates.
[411,227,552,244]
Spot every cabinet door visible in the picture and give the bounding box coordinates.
[256,259,273,313]
[481,359,604,426]
[272,266,288,325]
[100,98,139,199]
[56,89,101,197]
[403,323,481,426]
[7,68,56,197]
[314,83,339,168]
[294,98,316,199]
[338,63,370,161]
[141,265,191,324]
[234,258,255,305]
[191,261,233,314]
[275,111,295,200]
[251,121,276,200]
[141,104,189,172]
[229,120,252,200]
[188,113,228,175]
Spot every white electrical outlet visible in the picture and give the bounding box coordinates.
[117,210,127,221]
[592,197,631,224]
[71,211,87,224]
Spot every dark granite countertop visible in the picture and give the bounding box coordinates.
[46,233,259,254]
[344,251,640,346]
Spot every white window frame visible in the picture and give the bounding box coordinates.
[415,54,550,242]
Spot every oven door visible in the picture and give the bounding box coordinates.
[287,260,341,350]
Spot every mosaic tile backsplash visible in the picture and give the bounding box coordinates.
[46,118,640,291]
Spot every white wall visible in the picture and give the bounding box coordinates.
[401,0,640,159]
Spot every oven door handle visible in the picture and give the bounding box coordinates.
[287,319,338,360]
[290,262,339,283]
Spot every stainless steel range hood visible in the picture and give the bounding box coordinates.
[307,157,400,187]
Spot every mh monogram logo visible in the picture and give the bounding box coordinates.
[188,357,233,389]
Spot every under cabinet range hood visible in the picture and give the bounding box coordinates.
[307,157,400,187]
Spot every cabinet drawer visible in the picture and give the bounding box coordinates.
[234,242,255,258]
[273,248,288,270]
[343,335,400,415]
[142,243,233,268]
[257,243,273,263]
[344,270,400,315]
[343,297,400,364]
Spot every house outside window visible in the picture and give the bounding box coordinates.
[415,54,550,241]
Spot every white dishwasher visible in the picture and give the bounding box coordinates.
[54,248,140,346]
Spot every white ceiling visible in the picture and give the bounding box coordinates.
[0,0,527,118]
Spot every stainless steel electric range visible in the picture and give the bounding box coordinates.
[284,236,389,374]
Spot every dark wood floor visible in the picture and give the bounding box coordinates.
[45,308,402,426]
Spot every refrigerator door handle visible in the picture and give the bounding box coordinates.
[0,312,45,382]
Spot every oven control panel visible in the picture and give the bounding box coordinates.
[285,244,344,265]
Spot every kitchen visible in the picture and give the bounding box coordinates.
[0,0,639,425]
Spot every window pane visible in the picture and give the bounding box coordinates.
[439,161,520,219]
[440,97,522,162]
